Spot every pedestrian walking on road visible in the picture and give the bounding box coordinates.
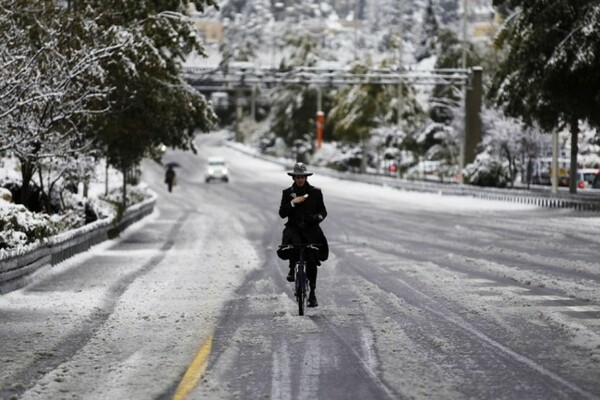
[165,165,176,192]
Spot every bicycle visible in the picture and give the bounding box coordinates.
[278,243,319,316]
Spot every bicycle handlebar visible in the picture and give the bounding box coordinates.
[278,243,321,251]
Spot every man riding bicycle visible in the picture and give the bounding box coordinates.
[277,162,328,307]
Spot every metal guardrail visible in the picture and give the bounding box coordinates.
[356,174,600,212]
[0,196,156,294]
[226,141,600,212]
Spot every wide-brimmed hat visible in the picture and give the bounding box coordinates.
[287,162,313,176]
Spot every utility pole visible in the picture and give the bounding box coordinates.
[251,85,256,121]
[458,0,469,182]
[551,128,558,194]
[464,67,483,169]
[397,0,404,128]
[462,0,468,70]
[235,88,244,142]
[396,0,404,178]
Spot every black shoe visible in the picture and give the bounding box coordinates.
[286,268,295,282]
[307,291,318,307]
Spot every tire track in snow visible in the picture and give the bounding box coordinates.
[337,245,600,400]
[271,338,292,400]
[299,339,321,400]
[0,213,189,400]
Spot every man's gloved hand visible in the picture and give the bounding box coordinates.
[310,213,324,223]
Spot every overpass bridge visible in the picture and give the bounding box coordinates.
[183,65,472,92]
[182,65,482,169]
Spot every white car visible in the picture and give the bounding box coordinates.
[576,168,599,189]
[205,157,229,183]
[559,169,599,189]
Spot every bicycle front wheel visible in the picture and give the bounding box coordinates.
[296,267,306,316]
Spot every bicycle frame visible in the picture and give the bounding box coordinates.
[279,243,319,316]
[295,248,309,316]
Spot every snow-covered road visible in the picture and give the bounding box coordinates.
[1,132,599,399]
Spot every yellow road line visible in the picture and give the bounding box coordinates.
[173,335,213,400]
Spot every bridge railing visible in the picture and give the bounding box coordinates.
[182,65,471,88]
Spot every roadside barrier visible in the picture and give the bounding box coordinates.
[225,141,600,213]
[0,196,156,294]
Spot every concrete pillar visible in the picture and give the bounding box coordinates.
[251,85,256,121]
[461,67,483,170]
[235,89,244,142]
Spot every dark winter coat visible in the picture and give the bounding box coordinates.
[165,168,176,184]
[277,182,329,262]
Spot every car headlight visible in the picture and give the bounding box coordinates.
[208,168,214,174]
[222,168,228,174]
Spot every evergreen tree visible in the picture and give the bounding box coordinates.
[491,0,600,193]
[220,0,272,64]
[376,0,402,52]
[328,62,425,144]
[270,32,334,146]
[416,0,440,61]
[429,29,481,123]
[435,0,460,26]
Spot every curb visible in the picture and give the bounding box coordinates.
[0,195,156,294]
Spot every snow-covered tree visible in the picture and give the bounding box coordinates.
[220,0,272,64]
[577,123,600,168]
[464,108,551,187]
[1,0,218,210]
[88,0,218,206]
[0,0,116,207]
[270,31,336,146]
[491,0,600,193]
[328,60,425,144]
[436,0,460,26]
[479,108,524,186]
[372,0,402,53]
[415,0,440,61]
[429,29,481,123]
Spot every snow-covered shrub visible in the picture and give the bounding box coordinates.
[292,134,316,163]
[0,201,59,250]
[463,151,510,188]
[311,142,341,167]
[318,143,364,172]
[256,131,277,153]
[418,122,460,166]
[100,183,152,209]
[55,189,116,228]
